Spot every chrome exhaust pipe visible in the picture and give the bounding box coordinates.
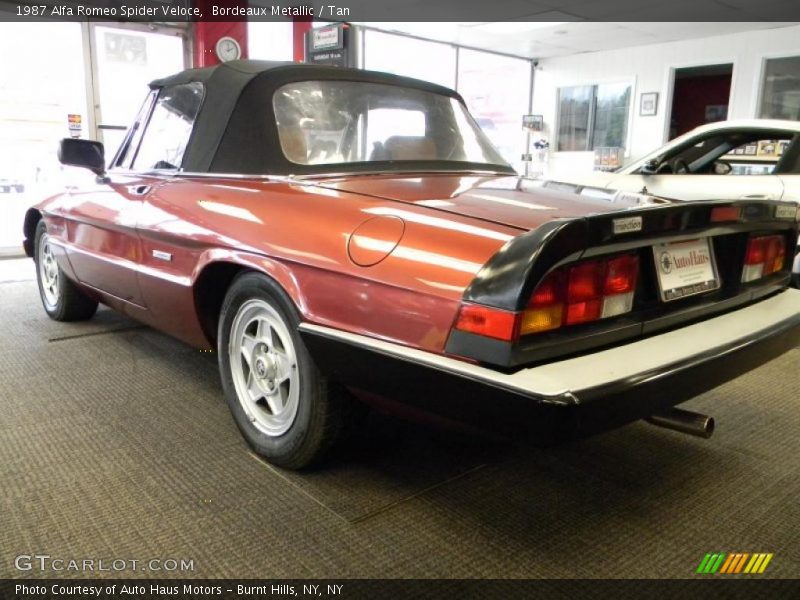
[646,408,714,439]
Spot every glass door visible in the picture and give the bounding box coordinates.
[91,24,187,161]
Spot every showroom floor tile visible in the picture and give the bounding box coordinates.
[1,279,798,579]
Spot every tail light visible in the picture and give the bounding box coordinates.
[454,253,640,342]
[522,254,639,335]
[742,235,786,283]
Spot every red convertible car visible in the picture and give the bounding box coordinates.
[24,61,800,468]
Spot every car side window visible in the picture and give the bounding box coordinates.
[113,91,157,170]
[722,138,791,176]
[132,82,204,171]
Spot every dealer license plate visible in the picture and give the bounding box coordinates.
[652,238,720,302]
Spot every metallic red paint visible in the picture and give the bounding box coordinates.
[38,173,604,354]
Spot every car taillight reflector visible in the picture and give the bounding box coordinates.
[453,304,519,341]
[742,235,786,283]
[710,205,741,223]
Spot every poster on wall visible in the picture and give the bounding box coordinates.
[67,114,82,138]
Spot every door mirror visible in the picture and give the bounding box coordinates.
[58,138,105,176]
[713,160,732,175]
[640,158,660,175]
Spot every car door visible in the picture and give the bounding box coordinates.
[61,172,157,307]
[64,83,204,308]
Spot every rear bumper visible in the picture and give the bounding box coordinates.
[300,289,800,443]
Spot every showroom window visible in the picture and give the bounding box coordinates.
[132,83,204,171]
[557,83,631,152]
[760,55,800,120]
[365,30,457,89]
[457,49,531,171]
[0,22,88,253]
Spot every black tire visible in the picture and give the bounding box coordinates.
[217,272,361,469]
[34,220,98,321]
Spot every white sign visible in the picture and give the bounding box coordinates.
[653,238,720,301]
[612,216,642,234]
[312,26,340,50]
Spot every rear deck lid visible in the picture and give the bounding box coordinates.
[312,174,659,231]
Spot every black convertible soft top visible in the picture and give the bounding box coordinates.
[146,60,514,176]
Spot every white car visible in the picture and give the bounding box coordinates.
[547,119,800,282]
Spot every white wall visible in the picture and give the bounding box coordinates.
[533,24,800,178]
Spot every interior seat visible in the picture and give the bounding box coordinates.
[383,136,436,160]
[278,126,309,164]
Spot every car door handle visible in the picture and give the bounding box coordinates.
[127,184,151,196]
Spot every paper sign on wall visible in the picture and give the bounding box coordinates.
[68,114,82,138]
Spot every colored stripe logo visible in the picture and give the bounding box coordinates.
[696,552,773,574]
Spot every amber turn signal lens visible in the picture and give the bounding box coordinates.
[520,305,563,335]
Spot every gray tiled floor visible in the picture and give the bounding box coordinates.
[1,277,798,579]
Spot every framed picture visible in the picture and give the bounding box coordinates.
[757,140,778,157]
[704,104,728,123]
[522,114,544,132]
[640,92,658,116]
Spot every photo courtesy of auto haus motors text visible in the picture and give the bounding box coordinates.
[1,0,799,597]
[13,583,344,598]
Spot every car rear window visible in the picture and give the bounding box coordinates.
[272,80,507,168]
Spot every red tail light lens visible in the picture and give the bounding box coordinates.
[454,304,519,341]
[604,254,639,295]
[530,270,564,305]
[567,261,603,302]
[744,237,766,266]
[565,261,603,324]
[566,299,602,325]
[742,235,786,282]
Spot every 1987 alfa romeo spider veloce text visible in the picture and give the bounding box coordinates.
[24,61,800,468]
